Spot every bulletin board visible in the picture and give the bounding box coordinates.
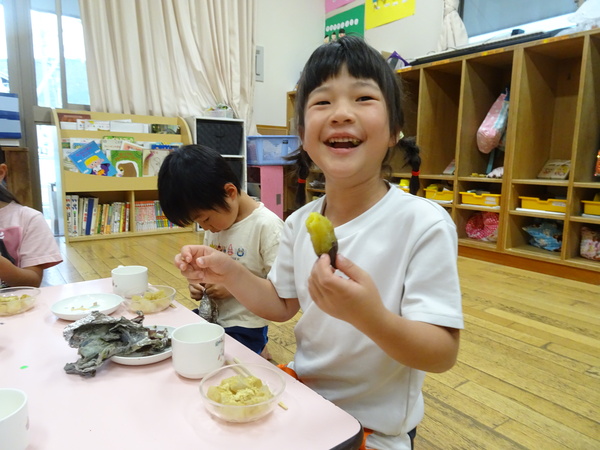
[324,4,365,42]
[366,0,416,30]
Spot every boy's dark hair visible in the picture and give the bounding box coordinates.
[292,35,421,194]
[157,144,241,227]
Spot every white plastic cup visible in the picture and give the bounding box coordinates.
[111,265,148,298]
[172,322,225,379]
[0,388,29,450]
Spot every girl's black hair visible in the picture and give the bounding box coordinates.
[157,144,241,227]
[290,34,421,195]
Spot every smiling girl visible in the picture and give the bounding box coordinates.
[175,36,463,450]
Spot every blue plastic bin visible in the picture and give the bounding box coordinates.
[246,135,300,165]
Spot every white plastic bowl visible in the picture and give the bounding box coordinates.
[199,363,286,423]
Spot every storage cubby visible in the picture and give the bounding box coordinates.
[418,61,462,177]
[506,214,565,261]
[458,51,514,178]
[511,38,584,181]
[455,208,500,251]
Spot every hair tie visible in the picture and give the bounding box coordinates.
[298,178,306,184]
[411,170,420,176]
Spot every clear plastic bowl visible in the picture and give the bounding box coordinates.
[199,363,286,423]
[125,285,175,314]
[0,286,40,316]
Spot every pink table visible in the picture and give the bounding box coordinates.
[0,279,362,449]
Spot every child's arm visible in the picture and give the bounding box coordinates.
[308,253,460,373]
[0,256,44,287]
[175,245,299,322]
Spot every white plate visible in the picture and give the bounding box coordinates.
[51,293,123,321]
[111,325,174,366]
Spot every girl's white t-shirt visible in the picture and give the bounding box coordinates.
[204,203,283,329]
[268,187,463,447]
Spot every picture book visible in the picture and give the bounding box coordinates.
[68,141,117,176]
[443,158,456,175]
[537,159,571,180]
[142,149,170,176]
[110,149,143,177]
[151,123,180,134]
[101,135,135,152]
[62,138,99,172]
[57,112,91,129]
[120,141,145,152]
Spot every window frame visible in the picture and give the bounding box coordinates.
[2,0,90,210]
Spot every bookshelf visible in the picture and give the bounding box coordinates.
[53,109,195,243]
[286,29,600,283]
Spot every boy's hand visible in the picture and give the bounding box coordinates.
[307,253,385,325]
[188,282,204,300]
[204,284,230,300]
[174,245,235,285]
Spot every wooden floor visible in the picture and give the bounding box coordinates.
[46,232,600,449]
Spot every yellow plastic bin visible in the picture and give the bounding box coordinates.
[582,200,600,216]
[425,188,454,202]
[519,196,566,213]
[460,192,501,207]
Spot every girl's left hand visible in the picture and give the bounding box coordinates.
[307,253,384,325]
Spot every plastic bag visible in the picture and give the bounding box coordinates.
[465,212,499,242]
[477,89,509,154]
[522,220,562,252]
[580,226,600,261]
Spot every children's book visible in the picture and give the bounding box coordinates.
[443,158,456,175]
[68,141,117,176]
[110,149,143,177]
[151,124,180,134]
[537,159,571,180]
[120,141,145,152]
[101,136,135,152]
[142,149,170,176]
[57,112,91,129]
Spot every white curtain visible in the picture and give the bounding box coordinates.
[79,0,256,129]
[436,0,468,52]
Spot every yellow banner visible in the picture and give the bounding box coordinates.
[365,0,416,30]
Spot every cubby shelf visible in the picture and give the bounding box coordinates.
[397,29,600,282]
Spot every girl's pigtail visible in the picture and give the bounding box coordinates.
[285,145,313,208]
[0,182,20,204]
[399,136,421,195]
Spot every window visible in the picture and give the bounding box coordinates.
[0,0,91,235]
[0,2,8,92]
[30,0,89,108]
[461,0,579,42]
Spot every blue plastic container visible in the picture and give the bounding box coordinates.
[246,135,300,165]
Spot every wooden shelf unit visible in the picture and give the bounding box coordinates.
[286,30,600,283]
[53,109,194,243]
[399,29,600,283]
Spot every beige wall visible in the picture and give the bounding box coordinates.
[253,0,443,127]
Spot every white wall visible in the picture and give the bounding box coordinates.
[253,0,443,128]
[254,0,325,129]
